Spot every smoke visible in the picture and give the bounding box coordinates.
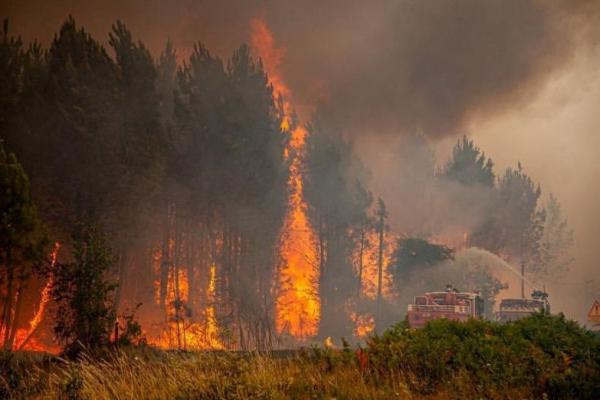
[5,1,598,137]
[396,247,514,317]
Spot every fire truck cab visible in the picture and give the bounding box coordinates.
[407,285,484,328]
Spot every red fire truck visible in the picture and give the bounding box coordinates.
[496,290,550,322]
[407,285,484,328]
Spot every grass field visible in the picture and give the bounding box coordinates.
[2,314,599,399]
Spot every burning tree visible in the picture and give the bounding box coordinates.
[0,15,577,353]
[303,108,373,339]
[251,18,321,341]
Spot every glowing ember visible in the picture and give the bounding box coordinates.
[251,18,320,339]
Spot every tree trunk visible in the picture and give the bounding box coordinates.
[357,222,366,298]
[112,251,128,321]
[2,251,15,350]
[7,285,25,350]
[159,204,172,313]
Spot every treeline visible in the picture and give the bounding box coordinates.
[0,17,290,350]
[385,135,574,322]
[0,17,378,349]
[0,16,575,352]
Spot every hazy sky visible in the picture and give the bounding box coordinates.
[5,0,600,321]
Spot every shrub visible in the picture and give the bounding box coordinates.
[366,313,600,399]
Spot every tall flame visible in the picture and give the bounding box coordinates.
[251,18,320,339]
[353,229,395,339]
[204,263,222,348]
[148,239,223,350]
[15,242,60,352]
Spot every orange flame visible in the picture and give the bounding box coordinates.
[352,312,375,338]
[353,228,394,338]
[148,240,223,350]
[357,230,394,300]
[251,18,320,339]
[204,263,222,348]
[15,242,61,353]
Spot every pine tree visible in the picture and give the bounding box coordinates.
[108,20,166,318]
[45,17,120,224]
[442,136,494,187]
[52,224,116,356]
[0,140,48,350]
[495,164,545,265]
[438,136,498,249]
[375,198,388,332]
[0,19,25,143]
[535,194,574,280]
[389,238,453,293]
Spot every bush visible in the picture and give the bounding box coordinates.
[366,313,600,399]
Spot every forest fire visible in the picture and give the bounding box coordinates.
[357,230,394,300]
[148,245,223,350]
[353,313,375,338]
[251,18,320,339]
[13,242,61,353]
[1,3,597,397]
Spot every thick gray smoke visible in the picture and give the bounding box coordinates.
[5,0,598,138]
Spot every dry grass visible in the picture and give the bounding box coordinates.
[5,315,596,399]
[9,349,414,400]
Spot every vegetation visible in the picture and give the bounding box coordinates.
[368,313,600,399]
[389,238,454,286]
[0,313,597,399]
[0,14,576,351]
[304,109,373,338]
[0,11,589,400]
[0,141,48,351]
[52,225,116,356]
[388,240,507,319]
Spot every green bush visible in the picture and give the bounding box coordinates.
[366,313,600,399]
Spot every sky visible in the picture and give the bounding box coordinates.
[4,0,600,321]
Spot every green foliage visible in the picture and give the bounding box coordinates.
[1,16,290,350]
[389,237,453,284]
[2,321,598,400]
[52,225,116,356]
[367,313,600,399]
[442,135,495,187]
[0,16,577,355]
[0,20,25,137]
[388,242,506,319]
[494,164,546,263]
[0,140,48,278]
[0,141,48,350]
[436,136,564,276]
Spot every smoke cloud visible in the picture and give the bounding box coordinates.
[5,0,598,137]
